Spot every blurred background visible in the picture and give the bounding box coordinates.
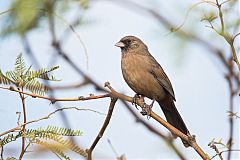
[0,0,239,159]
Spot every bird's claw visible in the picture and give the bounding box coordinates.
[132,94,140,110]
[187,133,196,145]
[140,103,153,119]
[140,99,155,119]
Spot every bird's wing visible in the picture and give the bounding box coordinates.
[148,55,176,101]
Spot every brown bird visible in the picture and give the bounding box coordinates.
[115,35,190,147]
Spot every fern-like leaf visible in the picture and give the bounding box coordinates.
[25,79,48,95]
[5,70,17,82]
[38,125,83,136]
[34,138,71,160]
[14,53,26,79]
[27,66,60,82]
[6,157,17,160]
[24,126,86,157]
[0,70,15,85]
[0,132,22,147]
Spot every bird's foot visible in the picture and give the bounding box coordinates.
[186,133,195,146]
[132,94,145,110]
[140,104,152,119]
[140,99,155,119]
[132,94,140,109]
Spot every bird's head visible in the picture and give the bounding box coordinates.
[115,35,148,53]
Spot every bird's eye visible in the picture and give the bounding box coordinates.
[131,43,139,48]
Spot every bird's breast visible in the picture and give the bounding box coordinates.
[121,53,166,100]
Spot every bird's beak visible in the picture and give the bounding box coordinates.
[115,41,125,48]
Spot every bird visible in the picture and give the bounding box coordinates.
[115,35,190,147]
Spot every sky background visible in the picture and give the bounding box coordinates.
[0,0,239,159]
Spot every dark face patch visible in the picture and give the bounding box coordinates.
[120,39,139,52]
[120,39,131,50]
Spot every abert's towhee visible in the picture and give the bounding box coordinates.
[115,35,190,147]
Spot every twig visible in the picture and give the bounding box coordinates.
[105,82,208,160]
[226,73,235,160]
[86,98,118,160]
[220,0,234,6]
[208,143,224,160]
[121,101,186,160]
[107,139,120,158]
[0,86,109,103]
[216,0,225,33]
[0,107,102,137]
[19,89,27,160]
[232,32,240,41]
[215,0,240,69]
[210,149,240,159]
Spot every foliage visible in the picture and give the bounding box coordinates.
[0,53,59,95]
[0,0,89,37]
[0,126,86,159]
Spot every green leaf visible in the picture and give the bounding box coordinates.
[34,138,71,160]
[0,132,22,147]
[0,70,15,85]
[27,66,60,82]
[201,12,218,22]
[25,79,48,95]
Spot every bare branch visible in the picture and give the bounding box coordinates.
[0,107,102,137]
[0,86,109,103]
[19,89,27,160]
[208,142,224,160]
[105,82,208,160]
[121,100,186,160]
[86,98,118,160]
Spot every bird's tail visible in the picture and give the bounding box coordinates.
[157,97,190,147]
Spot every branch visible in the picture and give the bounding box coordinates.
[216,0,225,33]
[86,98,118,160]
[0,107,102,137]
[210,149,240,160]
[208,142,224,160]
[105,82,208,160]
[121,100,186,160]
[226,74,235,160]
[19,89,27,160]
[0,86,109,103]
